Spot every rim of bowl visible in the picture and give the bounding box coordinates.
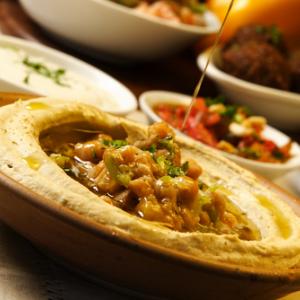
[91,0,220,34]
[0,35,137,115]
[197,48,300,106]
[1,169,300,282]
[139,90,300,171]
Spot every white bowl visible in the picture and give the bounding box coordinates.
[0,35,137,115]
[139,90,300,180]
[197,48,300,131]
[19,0,220,61]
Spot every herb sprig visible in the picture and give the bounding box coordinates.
[22,56,69,87]
[103,139,128,149]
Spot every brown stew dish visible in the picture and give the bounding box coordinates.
[40,122,260,240]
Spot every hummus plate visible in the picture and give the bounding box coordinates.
[0,97,299,299]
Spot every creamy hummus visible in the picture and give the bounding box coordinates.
[0,46,118,110]
[0,98,299,270]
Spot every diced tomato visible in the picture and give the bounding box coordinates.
[263,140,277,152]
[186,123,217,146]
[204,112,221,127]
[193,97,207,113]
[175,105,186,119]
[157,110,172,123]
[239,136,256,148]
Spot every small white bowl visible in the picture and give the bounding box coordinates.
[197,48,300,131]
[139,90,300,180]
[0,35,137,115]
[19,0,220,61]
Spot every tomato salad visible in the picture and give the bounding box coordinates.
[153,96,292,163]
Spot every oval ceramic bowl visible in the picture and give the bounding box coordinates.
[0,35,137,115]
[139,90,300,180]
[0,93,300,300]
[19,0,220,61]
[0,93,299,300]
[197,48,300,131]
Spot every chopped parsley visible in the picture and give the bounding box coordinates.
[156,155,189,177]
[103,139,128,149]
[158,136,174,152]
[23,73,30,84]
[148,144,157,154]
[221,105,237,118]
[22,56,69,87]
[168,165,186,177]
[240,147,261,159]
[205,95,225,107]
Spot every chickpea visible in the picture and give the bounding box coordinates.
[120,145,136,164]
[128,176,154,198]
[212,191,227,219]
[95,168,120,194]
[222,212,238,228]
[74,140,105,162]
[135,195,165,221]
[186,159,202,180]
[149,122,174,140]
[199,211,211,226]
[173,176,199,207]
[155,177,177,200]
[87,161,105,179]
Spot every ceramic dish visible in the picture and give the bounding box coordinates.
[19,0,220,61]
[139,90,300,179]
[197,47,300,131]
[0,169,299,300]
[0,35,137,115]
[0,93,300,300]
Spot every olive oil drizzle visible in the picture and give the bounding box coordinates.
[181,0,235,131]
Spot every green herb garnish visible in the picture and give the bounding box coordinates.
[158,136,174,152]
[148,144,157,154]
[22,56,69,87]
[23,73,30,85]
[168,165,186,177]
[103,139,128,149]
[221,105,237,118]
[104,152,131,187]
[156,156,189,177]
[272,150,284,159]
[205,95,225,107]
[50,153,70,168]
[240,147,261,159]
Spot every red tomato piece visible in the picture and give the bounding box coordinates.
[204,112,221,127]
[263,140,277,152]
[186,123,217,146]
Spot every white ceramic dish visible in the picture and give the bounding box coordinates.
[139,90,300,180]
[0,35,137,115]
[197,48,300,131]
[19,0,220,61]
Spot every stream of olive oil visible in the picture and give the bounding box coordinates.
[181,0,235,131]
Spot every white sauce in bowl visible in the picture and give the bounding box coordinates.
[0,46,118,110]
